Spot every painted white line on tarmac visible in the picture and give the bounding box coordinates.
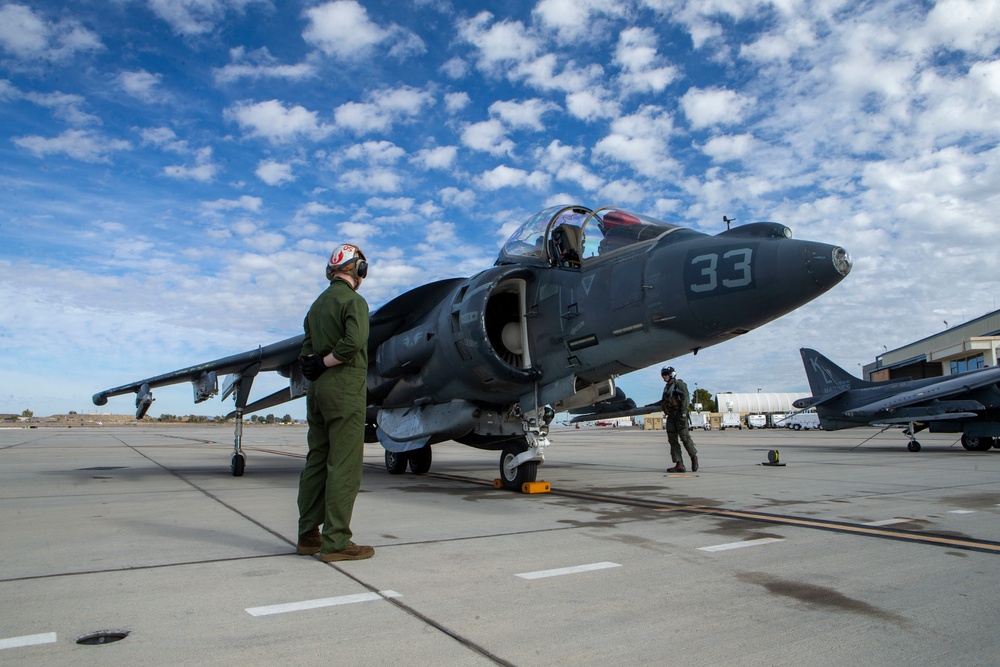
[863,518,912,526]
[246,590,401,617]
[0,633,57,650]
[516,562,622,580]
[698,537,783,552]
[949,510,975,515]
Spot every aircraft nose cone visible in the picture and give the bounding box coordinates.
[805,243,852,289]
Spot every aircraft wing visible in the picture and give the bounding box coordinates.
[568,387,661,423]
[844,367,1000,417]
[92,335,305,418]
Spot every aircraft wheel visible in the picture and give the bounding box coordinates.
[385,450,409,475]
[231,452,246,476]
[960,434,992,451]
[907,441,921,452]
[408,446,432,474]
[499,441,537,491]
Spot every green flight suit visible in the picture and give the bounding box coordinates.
[661,377,697,465]
[297,278,370,553]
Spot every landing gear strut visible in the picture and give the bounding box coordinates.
[904,422,922,452]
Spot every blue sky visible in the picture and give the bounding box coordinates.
[2,0,999,419]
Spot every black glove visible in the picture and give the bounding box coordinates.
[301,354,327,381]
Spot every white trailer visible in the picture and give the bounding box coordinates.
[720,412,742,430]
[689,411,711,430]
[746,414,767,429]
[781,412,821,430]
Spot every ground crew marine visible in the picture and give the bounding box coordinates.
[295,244,374,562]
[661,366,699,473]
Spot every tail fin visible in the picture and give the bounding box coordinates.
[799,348,872,397]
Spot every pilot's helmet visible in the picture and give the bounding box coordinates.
[327,244,368,281]
[661,366,676,379]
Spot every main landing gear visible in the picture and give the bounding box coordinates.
[384,445,433,475]
[961,434,998,451]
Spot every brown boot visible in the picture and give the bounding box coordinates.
[320,542,375,562]
[691,455,699,472]
[296,528,321,555]
[666,464,686,473]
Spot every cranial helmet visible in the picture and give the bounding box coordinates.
[327,244,368,281]
[661,366,676,378]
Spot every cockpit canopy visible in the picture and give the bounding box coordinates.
[496,205,691,268]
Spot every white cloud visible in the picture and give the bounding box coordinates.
[565,89,620,122]
[593,106,679,179]
[489,98,560,131]
[444,91,470,113]
[701,133,757,162]
[533,0,626,41]
[148,0,268,37]
[457,12,540,73]
[614,26,678,95]
[13,129,129,163]
[439,187,476,208]
[23,90,97,125]
[440,57,468,79]
[303,0,424,60]
[118,70,164,103]
[164,147,218,182]
[461,119,514,156]
[680,87,756,129]
[256,159,295,186]
[411,146,457,170]
[0,4,102,60]
[338,168,402,193]
[203,195,263,213]
[334,86,435,135]
[536,140,603,190]
[226,99,331,143]
[341,140,406,165]
[214,47,316,84]
[477,165,551,191]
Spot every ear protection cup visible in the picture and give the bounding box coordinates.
[355,259,368,279]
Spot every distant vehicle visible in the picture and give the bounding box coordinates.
[746,414,767,429]
[795,348,1000,452]
[720,412,742,430]
[689,411,712,430]
[767,413,787,428]
[780,412,820,430]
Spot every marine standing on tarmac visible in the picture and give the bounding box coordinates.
[295,244,374,562]
[661,366,699,473]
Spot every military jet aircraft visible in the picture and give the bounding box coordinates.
[794,348,1000,451]
[93,204,851,489]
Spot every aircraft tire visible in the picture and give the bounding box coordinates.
[231,453,246,476]
[961,434,993,451]
[907,441,921,452]
[499,440,537,491]
[385,450,409,474]
[408,446,432,474]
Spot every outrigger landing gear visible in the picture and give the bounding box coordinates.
[231,407,247,476]
[904,422,923,452]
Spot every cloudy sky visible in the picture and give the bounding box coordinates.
[1,0,998,419]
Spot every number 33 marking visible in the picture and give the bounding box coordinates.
[689,248,753,293]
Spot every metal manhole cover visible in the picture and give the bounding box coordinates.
[76,630,130,645]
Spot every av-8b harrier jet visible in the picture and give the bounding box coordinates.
[94,204,851,490]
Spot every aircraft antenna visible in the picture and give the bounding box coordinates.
[723,215,735,230]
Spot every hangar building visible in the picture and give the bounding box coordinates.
[862,309,1000,381]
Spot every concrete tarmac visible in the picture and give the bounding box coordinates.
[2,423,999,665]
